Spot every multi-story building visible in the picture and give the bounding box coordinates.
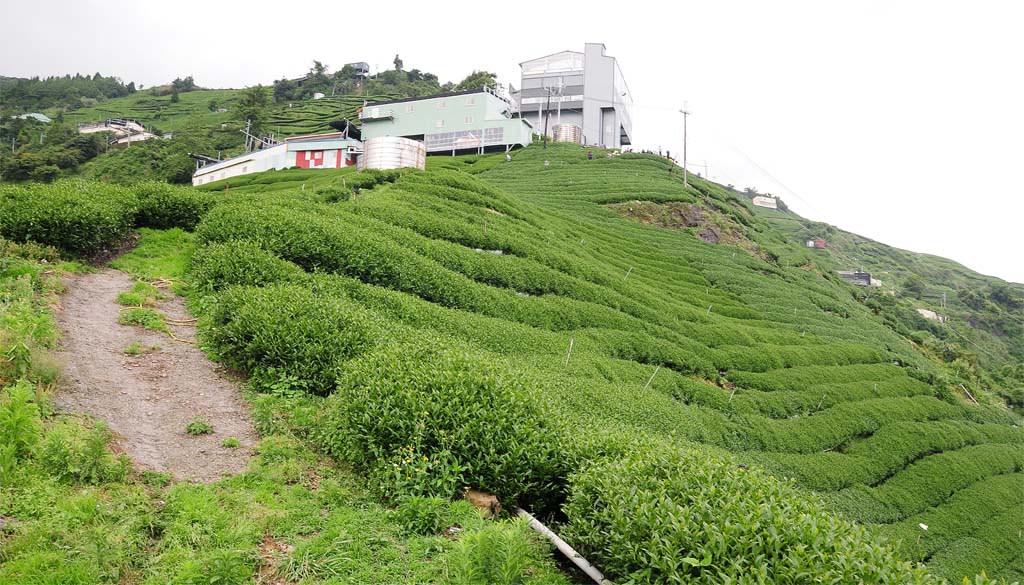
[359,87,533,155]
[513,43,633,149]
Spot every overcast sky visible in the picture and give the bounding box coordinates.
[4,1,1021,283]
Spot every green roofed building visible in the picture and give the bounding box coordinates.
[359,87,534,155]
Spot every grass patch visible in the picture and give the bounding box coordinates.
[109,227,194,293]
[115,281,165,307]
[185,417,214,436]
[220,437,240,449]
[118,307,169,333]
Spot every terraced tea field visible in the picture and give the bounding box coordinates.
[2,144,1020,583]
[189,144,1023,582]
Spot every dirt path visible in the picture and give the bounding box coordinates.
[55,269,256,482]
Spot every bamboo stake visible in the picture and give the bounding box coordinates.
[564,337,574,367]
[960,384,980,405]
[642,365,661,391]
[515,508,613,585]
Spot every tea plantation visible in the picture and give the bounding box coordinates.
[1,143,1021,583]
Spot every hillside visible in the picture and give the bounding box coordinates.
[192,145,1021,581]
[1,148,1021,583]
[743,200,1024,411]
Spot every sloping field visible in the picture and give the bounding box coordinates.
[2,147,1021,582]
[61,89,399,138]
[188,145,1022,582]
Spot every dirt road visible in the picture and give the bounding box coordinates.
[55,269,255,482]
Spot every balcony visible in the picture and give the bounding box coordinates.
[359,106,395,121]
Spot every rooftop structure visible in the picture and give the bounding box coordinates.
[359,87,533,155]
[10,112,52,123]
[513,43,632,148]
[837,271,881,287]
[191,131,361,186]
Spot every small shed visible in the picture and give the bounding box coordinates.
[805,238,826,249]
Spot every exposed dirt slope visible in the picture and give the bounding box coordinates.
[55,269,255,482]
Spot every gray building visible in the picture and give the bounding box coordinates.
[513,43,633,148]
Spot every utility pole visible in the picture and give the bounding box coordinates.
[555,79,564,125]
[542,87,554,149]
[679,102,690,188]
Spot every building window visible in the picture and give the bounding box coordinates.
[464,115,473,124]
[242,166,247,173]
[405,104,415,113]
[436,119,445,128]
[466,97,476,106]
[437,99,446,109]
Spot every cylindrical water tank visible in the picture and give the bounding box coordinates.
[357,136,426,171]
[552,124,582,144]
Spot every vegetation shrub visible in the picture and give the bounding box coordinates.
[188,240,305,295]
[203,284,383,394]
[319,341,564,506]
[827,443,1024,523]
[133,181,216,230]
[562,447,938,584]
[37,419,128,484]
[443,519,563,585]
[0,180,138,255]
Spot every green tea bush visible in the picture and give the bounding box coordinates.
[563,447,938,584]
[319,341,564,506]
[187,240,305,295]
[0,180,138,255]
[879,473,1024,563]
[828,443,1024,523]
[204,284,384,394]
[133,181,216,230]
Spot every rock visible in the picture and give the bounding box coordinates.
[464,489,501,518]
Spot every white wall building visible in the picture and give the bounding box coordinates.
[192,131,361,186]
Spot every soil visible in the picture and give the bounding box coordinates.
[55,269,256,482]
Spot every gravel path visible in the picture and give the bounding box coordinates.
[55,269,255,482]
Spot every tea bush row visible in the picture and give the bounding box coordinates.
[0,180,216,255]
[926,506,1024,583]
[316,340,565,507]
[202,284,386,394]
[753,421,1023,490]
[561,446,939,584]
[827,443,1024,523]
[729,377,935,419]
[877,473,1024,563]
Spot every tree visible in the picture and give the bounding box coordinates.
[454,70,497,91]
[904,275,927,300]
[235,85,270,132]
[170,87,180,103]
[208,99,218,112]
[393,54,403,71]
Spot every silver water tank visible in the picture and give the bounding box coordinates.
[552,123,582,144]
[357,136,426,170]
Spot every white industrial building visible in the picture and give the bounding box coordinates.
[511,43,633,149]
[192,132,361,186]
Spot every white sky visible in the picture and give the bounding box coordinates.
[3,1,1022,283]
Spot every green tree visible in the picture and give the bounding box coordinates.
[454,70,497,91]
[235,85,270,132]
[904,274,927,300]
[170,87,180,103]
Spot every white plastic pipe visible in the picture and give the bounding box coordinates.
[515,508,614,585]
